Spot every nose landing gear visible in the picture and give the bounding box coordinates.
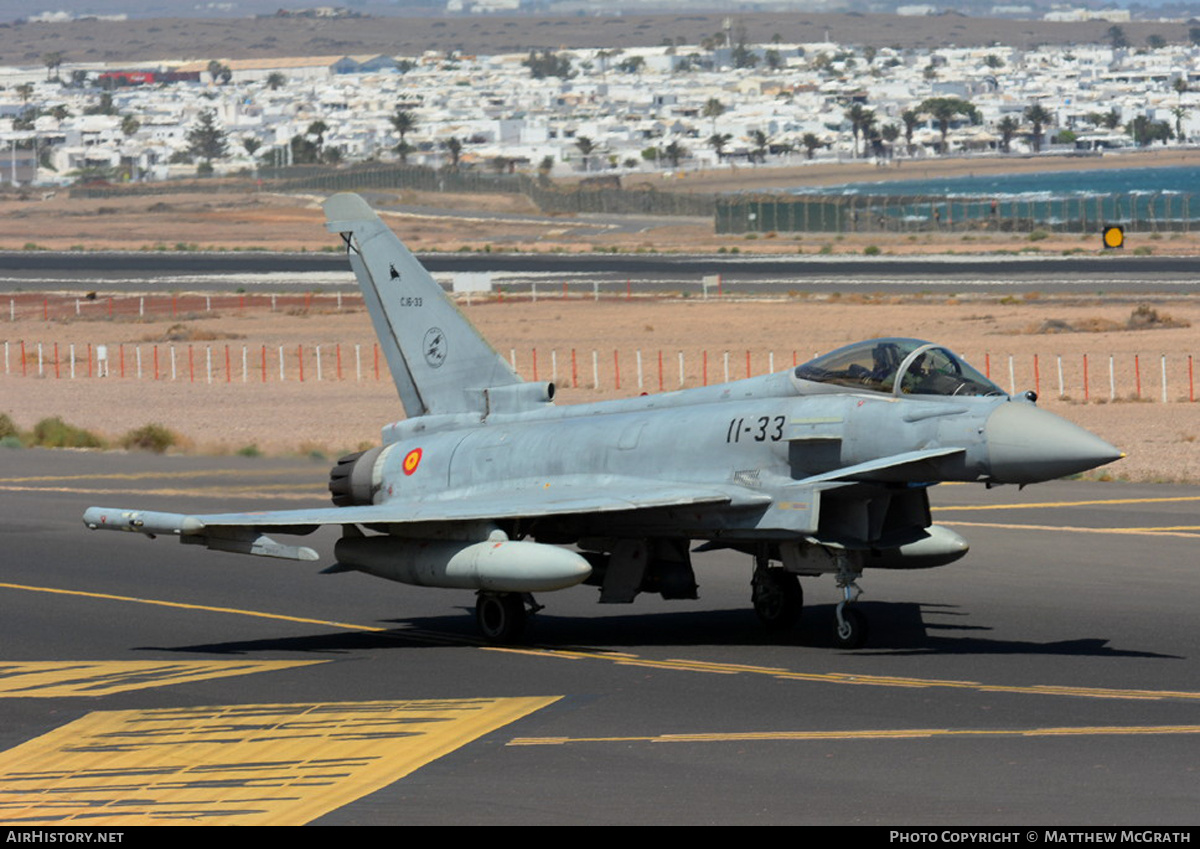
[833,556,867,649]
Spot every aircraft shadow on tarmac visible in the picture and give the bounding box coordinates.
[140,601,1179,659]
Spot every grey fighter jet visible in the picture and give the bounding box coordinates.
[83,193,1122,648]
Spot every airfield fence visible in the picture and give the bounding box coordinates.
[4,337,1195,404]
[68,165,719,219]
[65,164,1198,234]
[716,192,1198,235]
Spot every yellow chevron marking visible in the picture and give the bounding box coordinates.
[0,697,558,825]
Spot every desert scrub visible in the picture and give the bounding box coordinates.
[31,417,106,449]
[0,412,18,441]
[121,423,180,454]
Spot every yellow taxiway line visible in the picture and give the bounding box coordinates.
[8,578,1198,703]
[485,645,1200,702]
[940,521,1200,538]
[0,581,387,634]
[509,725,1200,746]
[933,495,1200,512]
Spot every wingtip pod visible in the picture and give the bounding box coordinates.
[83,506,204,536]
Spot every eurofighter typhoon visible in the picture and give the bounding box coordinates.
[84,193,1122,647]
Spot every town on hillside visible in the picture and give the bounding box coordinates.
[1,21,1196,189]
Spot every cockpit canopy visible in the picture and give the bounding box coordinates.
[794,338,1005,398]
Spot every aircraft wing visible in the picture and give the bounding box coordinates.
[83,476,771,561]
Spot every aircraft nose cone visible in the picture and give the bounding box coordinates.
[985,402,1123,484]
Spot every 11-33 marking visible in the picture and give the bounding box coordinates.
[725,415,785,443]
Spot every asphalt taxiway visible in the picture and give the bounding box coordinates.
[1,250,1196,295]
[1,449,1198,825]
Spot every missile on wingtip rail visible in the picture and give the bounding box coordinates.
[83,507,204,536]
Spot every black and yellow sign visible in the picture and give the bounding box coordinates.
[1102,225,1124,249]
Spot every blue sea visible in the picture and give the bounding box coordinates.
[785,164,1199,227]
[797,164,1200,200]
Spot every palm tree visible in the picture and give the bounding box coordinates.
[663,140,688,168]
[444,136,463,170]
[801,132,823,160]
[307,120,328,150]
[618,56,646,75]
[750,130,769,163]
[391,109,418,163]
[707,132,732,162]
[575,136,596,171]
[998,115,1020,153]
[901,109,920,156]
[206,60,230,85]
[43,51,63,82]
[1126,115,1172,146]
[1024,103,1053,153]
[844,104,875,159]
[1171,106,1188,143]
[702,97,725,133]
[917,97,979,155]
[880,124,900,158]
[266,72,286,91]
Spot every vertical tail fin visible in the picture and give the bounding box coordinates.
[323,193,521,418]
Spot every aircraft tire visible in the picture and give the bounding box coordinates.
[834,607,868,649]
[475,592,527,644]
[752,570,803,631]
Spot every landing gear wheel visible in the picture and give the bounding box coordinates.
[475,592,527,644]
[834,607,868,649]
[752,570,803,631]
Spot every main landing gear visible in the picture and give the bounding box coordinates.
[475,592,540,644]
[751,556,804,631]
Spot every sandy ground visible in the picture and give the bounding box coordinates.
[3,295,1197,482]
